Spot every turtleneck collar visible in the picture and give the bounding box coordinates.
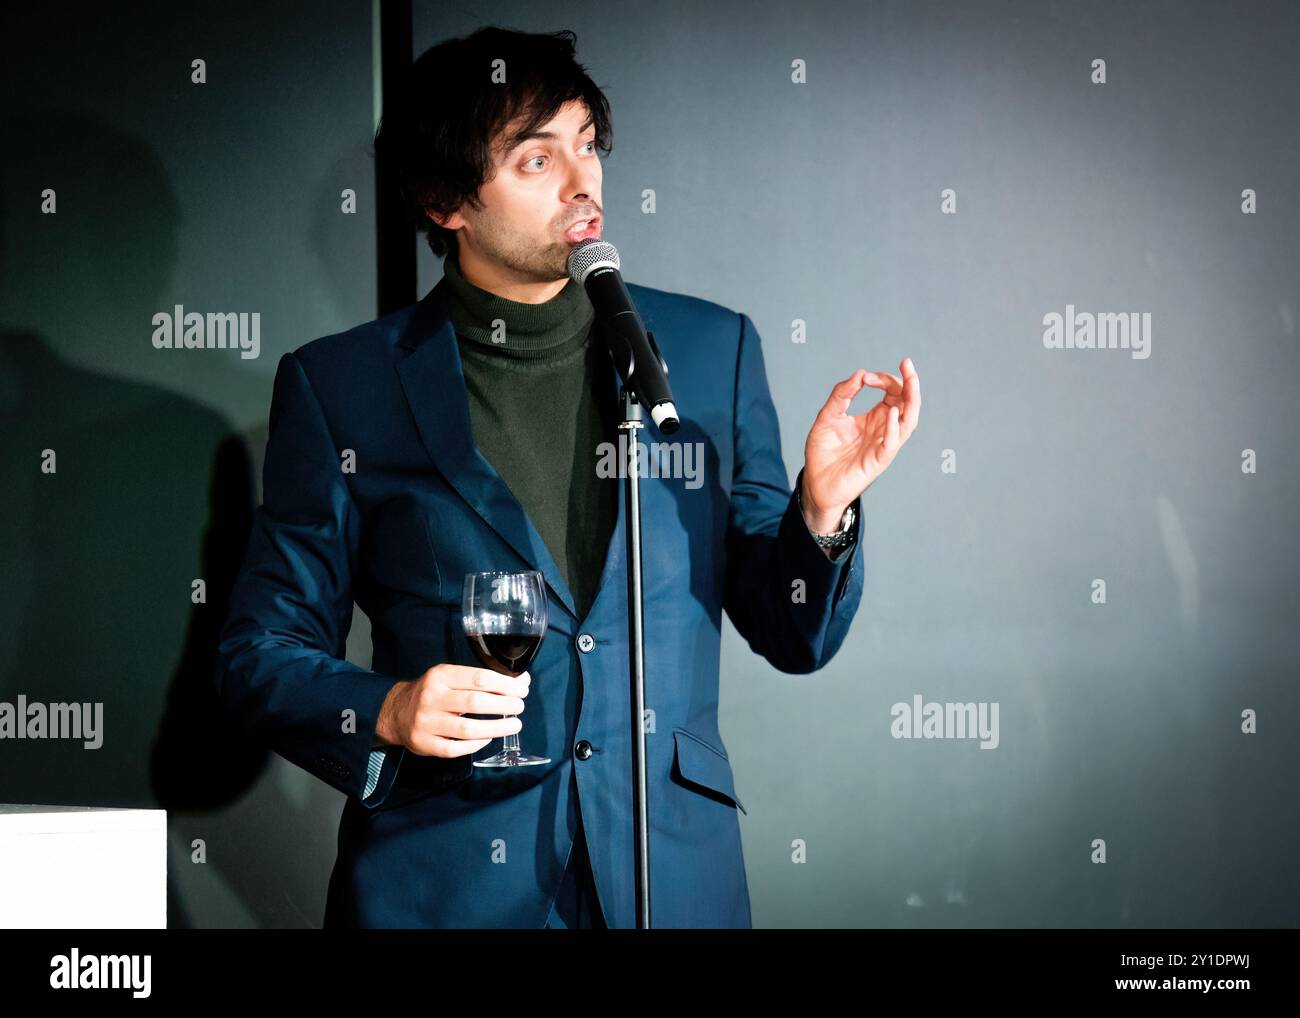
[442,245,594,363]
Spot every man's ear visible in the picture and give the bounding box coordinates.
[428,207,464,231]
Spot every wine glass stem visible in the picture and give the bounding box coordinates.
[502,714,521,753]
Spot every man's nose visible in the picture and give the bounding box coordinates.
[564,159,600,206]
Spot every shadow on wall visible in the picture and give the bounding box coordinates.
[0,110,346,928]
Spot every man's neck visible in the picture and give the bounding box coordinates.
[455,244,567,304]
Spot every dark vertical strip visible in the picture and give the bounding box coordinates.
[375,0,414,316]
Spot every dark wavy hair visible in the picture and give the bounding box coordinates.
[373,26,614,259]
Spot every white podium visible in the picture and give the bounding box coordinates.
[0,805,167,928]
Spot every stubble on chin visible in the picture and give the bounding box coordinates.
[518,240,571,282]
[471,214,572,282]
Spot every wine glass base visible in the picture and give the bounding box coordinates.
[473,749,551,767]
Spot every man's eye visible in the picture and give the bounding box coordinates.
[524,141,596,171]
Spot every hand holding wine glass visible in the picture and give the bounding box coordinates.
[462,570,550,767]
[373,663,531,758]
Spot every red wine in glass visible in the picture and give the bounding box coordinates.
[467,633,542,677]
[462,571,550,767]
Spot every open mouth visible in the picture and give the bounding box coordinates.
[564,216,602,243]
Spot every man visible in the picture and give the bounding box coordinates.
[214,26,920,929]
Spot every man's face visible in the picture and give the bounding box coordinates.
[437,98,604,284]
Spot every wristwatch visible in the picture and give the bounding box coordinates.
[796,484,857,549]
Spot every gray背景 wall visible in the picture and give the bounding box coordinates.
[1,0,383,928]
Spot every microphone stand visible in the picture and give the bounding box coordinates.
[618,382,652,929]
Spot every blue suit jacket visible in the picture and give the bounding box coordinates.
[214,275,865,928]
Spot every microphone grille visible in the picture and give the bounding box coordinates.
[568,239,620,284]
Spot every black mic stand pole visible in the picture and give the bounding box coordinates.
[619,381,652,929]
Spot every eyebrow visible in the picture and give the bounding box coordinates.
[507,114,596,152]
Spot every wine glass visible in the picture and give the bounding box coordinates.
[462,570,550,767]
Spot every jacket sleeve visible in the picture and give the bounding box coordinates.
[214,350,403,808]
[721,312,865,673]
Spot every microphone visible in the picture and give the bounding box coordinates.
[568,239,680,435]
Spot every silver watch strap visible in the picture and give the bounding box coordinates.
[796,484,856,546]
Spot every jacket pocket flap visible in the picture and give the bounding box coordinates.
[672,728,746,815]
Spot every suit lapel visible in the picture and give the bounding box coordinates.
[394,278,625,624]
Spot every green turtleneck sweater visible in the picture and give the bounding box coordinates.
[441,249,620,620]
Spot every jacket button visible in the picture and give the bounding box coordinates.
[574,740,593,760]
[576,633,595,653]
